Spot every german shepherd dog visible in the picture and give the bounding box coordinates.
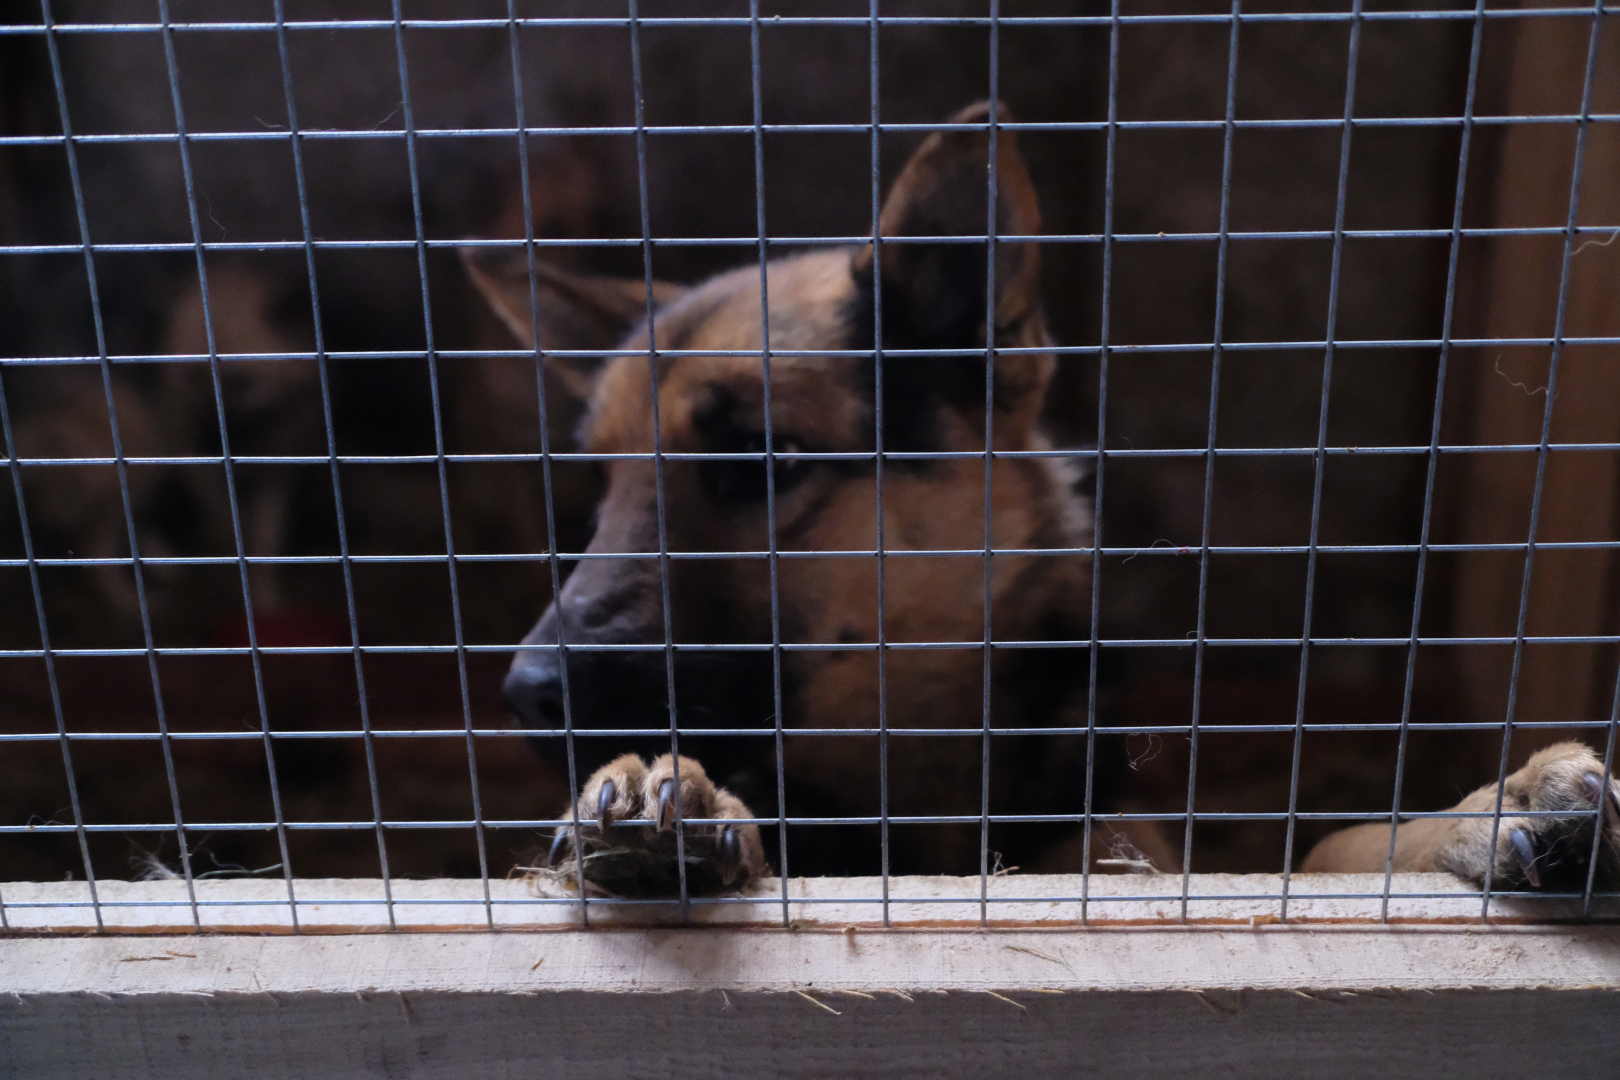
[472,104,1620,898]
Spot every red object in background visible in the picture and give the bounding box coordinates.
[211,609,354,650]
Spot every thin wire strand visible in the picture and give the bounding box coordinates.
[10,536,1620,570]
[626,0,691,920]
[1,881,1609,921]
[1175,0,1242,926]
[158,0,299,933]
[747,0,790,929]
[978,0,1002,931]
[13,329,1620,367]
[19,722,1620,748]
[272,0,395,931]
[0,369,102,930]
[1380,0,1488,923]
[1085,0,1124,922]
[388,0,494,929]
[0,17,102,917]
[1480,0,1608,922]
[8,9,1620,35]
[4,113,1620,154]
[19,440,1620,469]
[869,0,892,930]
[1583,663,1620,915]
[1278,0,1364,923]
[8,880,1609,923]
[11,220,1620,259]
[41,0,200,929]
[502,0,590,930]
[7,803,1618,834]
[8,630,1620,663]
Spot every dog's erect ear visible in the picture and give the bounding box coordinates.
[461,246,686,402]
[851,102,1051,432]
[854,101,1043,346]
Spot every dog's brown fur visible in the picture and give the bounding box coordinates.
[477,103,1620,895]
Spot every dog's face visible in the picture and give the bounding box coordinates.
[471,105,1090,795]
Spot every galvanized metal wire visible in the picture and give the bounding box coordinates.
[2,2,1617,932]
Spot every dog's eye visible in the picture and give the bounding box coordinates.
[700,433,810,504]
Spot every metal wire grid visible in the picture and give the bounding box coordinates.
[0,2,1617,933]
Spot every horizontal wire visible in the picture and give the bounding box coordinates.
[6,445,1620,470]
[7,886,1609,912]
[2,806,1606,837]
[5,540,1620,574]
[6,631,1620,658]
[6,224,1620,257]
[2,632,1618,660]
[9,445,1620,466]
[6,447,1620,466]
[6,336,1619,368]
[2,8,1616,34]
[1,719,1612,744]
[3,113,1620,149]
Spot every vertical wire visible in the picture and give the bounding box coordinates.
[1090,0,1122,920]
[157,0,298,932]
[1176,0,1242,926]
[626,0,691,920]
[273,0,395,931]
[389,0,494,929]
[1379,0,1488,923]
[868,0,892,927]
[1583,663,1620,916]
[977,0,1002,930]
[1481,0,1607,921]
[503,0,589,928]
[40,0,199,930]
[747,0,790,930]
[0,372,102,930]
[1081,3,1127,923]
[1279,0,1363,923]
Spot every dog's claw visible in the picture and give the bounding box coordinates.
[1510,828,1541,887]
[657,779,677,831]
[548,827,569,868]
[1583,771,1620,824]
[719,827,741,877]
[597,779,617,830]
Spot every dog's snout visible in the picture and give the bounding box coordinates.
[502,652,566,730]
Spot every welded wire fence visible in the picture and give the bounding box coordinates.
[1,1,1618,934]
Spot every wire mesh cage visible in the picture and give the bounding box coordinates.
[1,0,1617,935]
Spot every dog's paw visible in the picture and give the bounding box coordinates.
[1436,742,1620,890]
[542,753,766,897]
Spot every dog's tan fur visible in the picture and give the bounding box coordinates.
[479,103,1620,895]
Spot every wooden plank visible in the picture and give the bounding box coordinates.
[3,872,1618,934]
[6,876,1618,1077]
[4,915,1620,1078]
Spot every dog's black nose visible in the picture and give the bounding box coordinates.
[502,651,566,730]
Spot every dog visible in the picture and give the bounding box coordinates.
[8,264,320,627]
[473,103,1620,898]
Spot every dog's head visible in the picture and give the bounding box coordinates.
[467,103,1087,778]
